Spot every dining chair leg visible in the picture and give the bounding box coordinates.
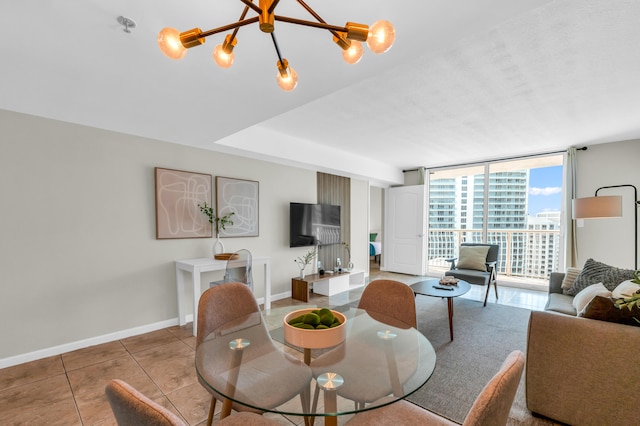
[311,383,320,418]
[207,397,216,426]
[300,389,312,426]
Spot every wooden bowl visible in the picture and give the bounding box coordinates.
[283,308,347,349]
[214,253,239,260]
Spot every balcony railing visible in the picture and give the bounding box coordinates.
[427,229,560,281]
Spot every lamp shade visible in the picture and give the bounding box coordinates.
[572,195,623,219]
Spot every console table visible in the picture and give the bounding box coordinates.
[292,270,365,302]
[175,256,271,335]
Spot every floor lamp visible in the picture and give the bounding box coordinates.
[572,184,640,270]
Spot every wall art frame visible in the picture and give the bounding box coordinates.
[216,176,259,237]
[155,167,212,239]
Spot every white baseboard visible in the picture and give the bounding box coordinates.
[269,291,291,303]
[1,292,300,369]
[0,318,180,369]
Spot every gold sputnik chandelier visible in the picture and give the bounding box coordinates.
[157,0,395,91]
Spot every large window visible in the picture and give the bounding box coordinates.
[427,155,563,282]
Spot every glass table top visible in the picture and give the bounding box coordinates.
[195,304,436,420]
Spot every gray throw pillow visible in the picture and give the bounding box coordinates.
[567,258,636,296]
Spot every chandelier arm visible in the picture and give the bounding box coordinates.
[270,32,285,67]
[238,0,262,15]
[267,0,281,14]
[294,0,342,39]
[230,5,251,40]
[274,16,347,33]
[199,16,260,38]
[295,0,325,23]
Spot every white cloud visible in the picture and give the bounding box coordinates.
[529,186,562,196]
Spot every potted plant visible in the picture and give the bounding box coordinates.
[198,201,235,256]
[295,247,317,279]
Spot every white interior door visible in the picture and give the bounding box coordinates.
[384,185,426,275]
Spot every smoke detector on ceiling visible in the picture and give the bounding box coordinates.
[117,16,136,33]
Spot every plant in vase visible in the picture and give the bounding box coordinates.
[342,242,354,270]
[295,247,317,279]
[198,201,235,256]
[614,270,640,323]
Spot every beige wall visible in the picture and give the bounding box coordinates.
[350,179,370,274]
[0,109,369,364]
[574,139,640,269]
[369,186,383,239]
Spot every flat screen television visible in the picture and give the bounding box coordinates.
[290,203,341,247]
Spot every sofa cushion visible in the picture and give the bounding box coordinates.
[572,283,611,313]
[612,280,640,299]
[456,245,489,271]
[579,295,640,326]
[560,267,581,294]
[567,258,636,295]
[545,293,577,316]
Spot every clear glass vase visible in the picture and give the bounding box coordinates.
[212,237,225,257]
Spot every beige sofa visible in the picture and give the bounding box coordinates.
[526,272,640,425]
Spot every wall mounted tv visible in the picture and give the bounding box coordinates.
[290,203,341,248]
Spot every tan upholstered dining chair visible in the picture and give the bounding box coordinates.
[197,283,311,426]
[344,350,525,426]
[105,379,280,425]
[356,279,417,328]
[310,279,419,411]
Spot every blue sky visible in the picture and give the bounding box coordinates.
[528,165,562,215]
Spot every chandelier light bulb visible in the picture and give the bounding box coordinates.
[367,20,395,54]
[213,44,234,68]
[342,40,364,64]
[158,27,187,60]
[277,66,298,91]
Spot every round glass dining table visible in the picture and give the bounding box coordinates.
[195,305,436,425]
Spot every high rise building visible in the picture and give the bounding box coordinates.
[429,170,543,277]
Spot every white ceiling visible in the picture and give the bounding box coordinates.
[2,0,639,185]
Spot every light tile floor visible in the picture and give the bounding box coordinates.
[0,263,548,425]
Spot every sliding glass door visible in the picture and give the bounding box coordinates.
[427,155,564,283]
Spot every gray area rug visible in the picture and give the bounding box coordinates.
[271,296,559,425]
[409,296,557,425]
